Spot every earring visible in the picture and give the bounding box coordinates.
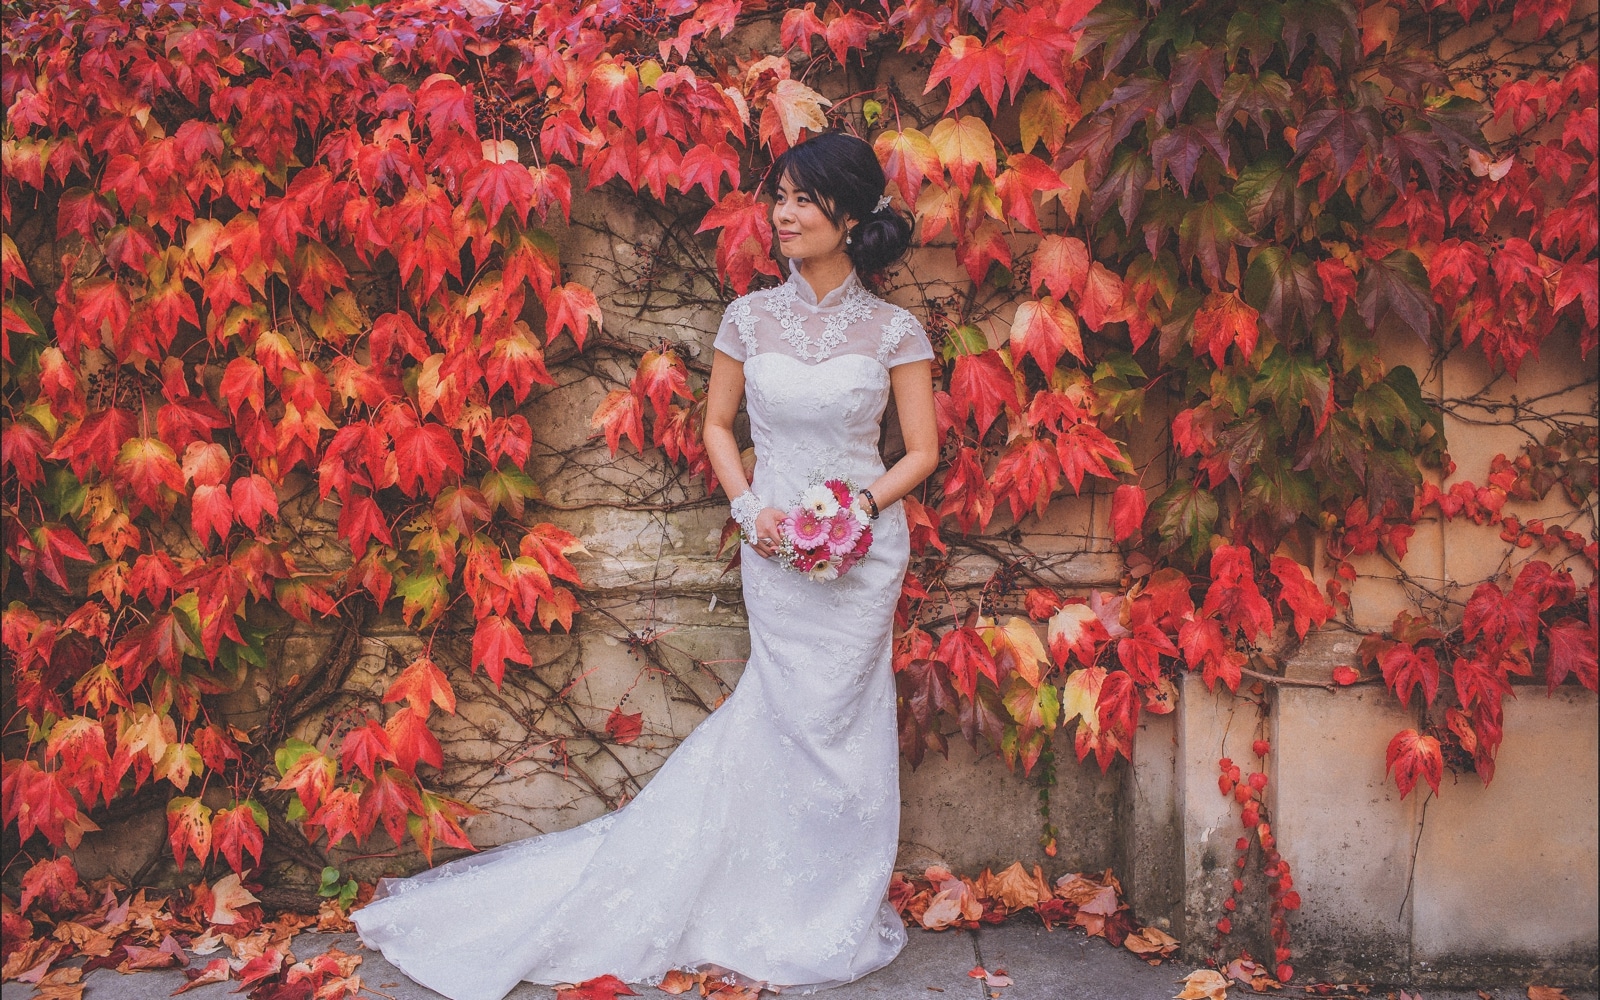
[845,234,852,244]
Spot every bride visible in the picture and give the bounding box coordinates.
[351,131,940,1000]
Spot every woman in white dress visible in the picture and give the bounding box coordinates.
[351,131,940,1000]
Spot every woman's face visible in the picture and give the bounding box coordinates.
[771,172,854,261]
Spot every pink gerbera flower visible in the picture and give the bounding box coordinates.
[824,511,863,558]
[784,509,828,550]
[826,478,853,506]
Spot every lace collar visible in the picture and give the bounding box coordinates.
[783,259,865,309]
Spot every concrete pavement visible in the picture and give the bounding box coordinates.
[3,924,1594,1000]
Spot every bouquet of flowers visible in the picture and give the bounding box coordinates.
[775,478,874,581]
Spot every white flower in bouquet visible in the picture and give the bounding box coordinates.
[806,558,840,581]
[799,484,841,518]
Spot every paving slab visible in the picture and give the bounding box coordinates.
[2,926,1594,1000]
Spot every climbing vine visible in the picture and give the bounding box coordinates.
[1,0,1595,983]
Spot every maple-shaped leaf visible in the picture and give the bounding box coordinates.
[1030,235,1090,300]
[1269,556,1334,638]
[410,790,480,865]
[1385,728,1442,798]
[605,706,644,744]
[472,615,534,687]
[1357,250,1435,344]
[415,73,476,135]
[536,281,599,351]
[305,786,364,849]
[984,616,1052,688]
[696,190,780,294]
[1010,298,1084,374]
[938,625,1000,700]
[592,389,646,455]
[113,436,185,515]
[1178,617,1244,692]
[1048,604,1110,668]
[1110,484,1148,542]
[359,767,424,849]
[1545,617,1598,692]
[875,128,941,206]
[462,143,535,227]
[47,407,136,481]
[19,857,85,916]
[212,801,266,874]
[274,740,337,814]
[781,2,827,53]
[393,420,464,497]
[1380,641,1440,708]
[1243,247,1325,340]
[1116,624,1179,686]
[384,655,457,719]
[1178,196,1253,290]
[26,525,94,590]
[1201,545,1273,641]
[386,706,444,774]
[949,349,1019,437]
[166,796,213,871]
[675,142,741,203]
[631,348,694,417]
[929,115,997,191]
[1192,291,1261,367]
[538,588,581,632]
[1055,423,1124,494]
[991,434,1061,521]
[761,77,832,149]
[339,719,396,780]
[520,524,586,586]
[926,34,1006,114]
[1462,579,1541,655]
[230,474,279,533]
[938,447,995,534]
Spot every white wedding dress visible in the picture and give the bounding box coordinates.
[351,262,935,1000]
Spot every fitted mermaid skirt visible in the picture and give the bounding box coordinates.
[350,506,910,1000]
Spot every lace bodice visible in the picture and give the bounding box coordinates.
[712,263,934,509]
[712,262,935,368]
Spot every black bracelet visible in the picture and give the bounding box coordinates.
[859,488,880,520]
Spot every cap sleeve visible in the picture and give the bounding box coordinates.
[711,296,757,362]
[878,308,935,368]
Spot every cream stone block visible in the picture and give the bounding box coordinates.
[1410,688,1599,972]
[897,725,1120,875]
[1270,652,1420,981]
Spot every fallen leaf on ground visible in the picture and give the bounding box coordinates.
[1124,926,1181,957]
[1176,969,1229,1000]
[984,969,1014,987]
[207,873,260,925]
[171,957,231,994]
[1529,989,1570,1000]
[969,966,989,978]
[655,969,698,993]
[2,938,63,980]
[32,966,84,1000]
[556,973,638,999]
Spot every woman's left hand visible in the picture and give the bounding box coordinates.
[751,507,786,560]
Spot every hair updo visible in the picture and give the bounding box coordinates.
[761,131,914,280]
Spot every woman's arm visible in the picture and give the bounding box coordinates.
[864,359,939,509]
[703,349,785,558]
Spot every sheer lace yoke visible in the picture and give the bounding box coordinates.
[712,261,935,369]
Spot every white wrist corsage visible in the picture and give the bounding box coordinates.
[730,491,764,542]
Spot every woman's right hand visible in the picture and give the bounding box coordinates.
[750,507,786,560]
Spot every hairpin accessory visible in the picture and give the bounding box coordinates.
[875,194,891,212]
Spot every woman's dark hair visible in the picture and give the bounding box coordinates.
[761,131,914,279]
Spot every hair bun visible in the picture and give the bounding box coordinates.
[849,210,912,276]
